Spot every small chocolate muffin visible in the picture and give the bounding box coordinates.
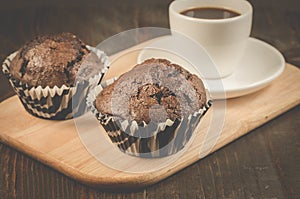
[96,58,207,124]
[9,32,101,88]
[91,58,210,157]
[2,32,108,120]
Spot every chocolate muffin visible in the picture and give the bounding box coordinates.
[96,58,206,123]
[89,58,211,157]
[2,33,109,120]
[9,32,101,88]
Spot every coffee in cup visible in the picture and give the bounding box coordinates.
[180,7,240,19]
[169,0,253,79]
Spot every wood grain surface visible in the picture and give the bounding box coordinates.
[0,0,299,198]
[1,57,299,190]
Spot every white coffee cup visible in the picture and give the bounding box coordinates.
[169,0,253,79]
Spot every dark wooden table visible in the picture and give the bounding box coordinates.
[1,0,299,198]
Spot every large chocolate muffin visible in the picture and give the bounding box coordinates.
[90,58,210,157]
[9,32,101,88]
[96,58,206,124]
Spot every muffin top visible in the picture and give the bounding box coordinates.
[96,58,206,124]
[9,32,102,88]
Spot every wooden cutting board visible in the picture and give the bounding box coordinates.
[0,60,300,188]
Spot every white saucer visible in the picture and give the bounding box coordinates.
[138,37,285,99]
[207,38,285,99]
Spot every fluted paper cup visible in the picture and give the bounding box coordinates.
[87,79,212,158]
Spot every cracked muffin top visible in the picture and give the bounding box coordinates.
[95,58,207,124]
[9,32,102,88]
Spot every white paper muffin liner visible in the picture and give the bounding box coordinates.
[1,46,110,120]
[87,79,212,158]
